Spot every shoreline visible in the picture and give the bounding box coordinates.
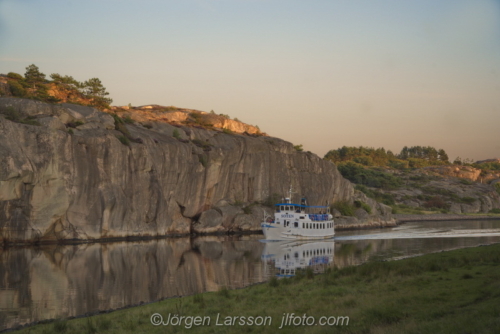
[393,213,500,223]
[2,214,500,248]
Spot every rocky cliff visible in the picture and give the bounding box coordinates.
[372,169,500,214]
[0,98,378,244]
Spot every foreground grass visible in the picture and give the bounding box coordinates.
[17,244,500,334]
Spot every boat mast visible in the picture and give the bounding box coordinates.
[284,184,297,204]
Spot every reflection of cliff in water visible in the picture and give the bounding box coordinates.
[0,235,266,330]
[2,220,500,331]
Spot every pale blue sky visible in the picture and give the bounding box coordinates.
[1,0,499,160]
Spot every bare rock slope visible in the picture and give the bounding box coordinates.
[0,98,374,243]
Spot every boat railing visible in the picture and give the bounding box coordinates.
[308,214,329,221]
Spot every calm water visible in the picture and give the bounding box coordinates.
[1,219,500,330]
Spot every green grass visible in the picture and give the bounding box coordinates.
[15,244,500,334]
[354,200,372,214]
[117,135,130,146]
[355,185,396,205]
[3,107,41,126]
[122,115,134,124]
[332,200,356,216]
[337,161,403,189]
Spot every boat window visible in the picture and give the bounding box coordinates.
[276,206,280,212]
[294,222,298,228]
[281,206,285,211]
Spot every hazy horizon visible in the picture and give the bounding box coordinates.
[1,0,499,161]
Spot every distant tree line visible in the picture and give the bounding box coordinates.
[324,145,450,169]
[5,64,112,109]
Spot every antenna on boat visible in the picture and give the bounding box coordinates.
[284,185,297,203]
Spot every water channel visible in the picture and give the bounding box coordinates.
[1,219,500,330]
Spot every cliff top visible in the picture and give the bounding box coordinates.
[0,69,264,136]
[109,104,264,136]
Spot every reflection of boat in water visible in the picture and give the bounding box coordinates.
[261,240,335,277]
[261,189,334,240]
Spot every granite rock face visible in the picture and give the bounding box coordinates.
[0,98,354,243]
[424,165,500,184]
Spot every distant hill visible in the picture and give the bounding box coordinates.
[324,146,500,214]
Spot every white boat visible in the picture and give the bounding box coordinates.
[261,191,335,240]
[261,240,335,277]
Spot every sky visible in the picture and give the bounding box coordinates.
[1,0,499,161]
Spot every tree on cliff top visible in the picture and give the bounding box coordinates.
[82,77,113,108]
[50,73,81,90]
[24,64,46,88]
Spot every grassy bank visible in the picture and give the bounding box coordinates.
[16,244,500,334]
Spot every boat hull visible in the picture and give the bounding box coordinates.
[261,222,335,240]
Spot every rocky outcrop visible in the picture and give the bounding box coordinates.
[423,165,500,184]
[0,76,12,97]
[375,170,500,214]
[110,105,262,135]
[334,191,396,229]
[0,98,360,244]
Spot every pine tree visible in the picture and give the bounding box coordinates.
[82,77,112,108]
[24,64,46,88]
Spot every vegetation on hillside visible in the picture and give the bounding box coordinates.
[325,146,500,214]
[324,145,450,169]
[4,64,112,109]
